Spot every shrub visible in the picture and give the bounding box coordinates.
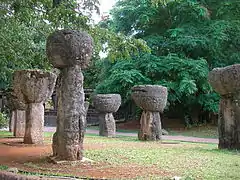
[0,112,9,129]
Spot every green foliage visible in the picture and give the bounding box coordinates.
[96,0,240,122]
[0,0,149,89]
[0,112,9,129]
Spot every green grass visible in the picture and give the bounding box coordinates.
[0,130,239,180]
[0,130,12,138]
[84,135,240,180]
[167,126,218,139]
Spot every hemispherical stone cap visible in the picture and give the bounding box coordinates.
[13,70,57,103]
[92,94,121,113]
[46,30,93,69]
[208,64,240,95]
[132,85,168,112]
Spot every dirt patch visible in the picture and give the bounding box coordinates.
[0,137,172,179]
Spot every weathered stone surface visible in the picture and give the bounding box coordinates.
[208,64,240,95]
[218,95,240,149]
[138,111,162,140]
[84,101,90,131]
[132,85,168,112]
[132,85,168,141]
[92,94,121,113]
[13,110,26,137]
[13,70,57,144]
[48,30,93,161]
[47,30,93,69]
[24,103,44,144]
[93,94,121,137]
[7,91,26,134]
[53,65,84,160]
[13,70,56,104]
[99,113,116,137]
[208,64,240,150]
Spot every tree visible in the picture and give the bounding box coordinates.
[96,0,240,125]
[0,0,149,89]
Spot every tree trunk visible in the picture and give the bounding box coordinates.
[99,113,116,137]
[53,65,85,161]
[24,103,44,144]
[218,94,240,150]
[138,111,162,141]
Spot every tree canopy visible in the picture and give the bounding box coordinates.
[95,0,240,125]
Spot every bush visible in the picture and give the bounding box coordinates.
[0,112,9,129]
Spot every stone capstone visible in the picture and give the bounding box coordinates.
[92,94,121,113]
[47,30,93,69]
[132,85,168,112]
[47,30,93,161]
[208,64,240,150]
[92,94,121,137]
[13,70,57,144]
[132,85,168,141]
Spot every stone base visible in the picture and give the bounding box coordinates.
[218,95,240,150]
[138,111,162,141]
[9,111,15,132]
[99,113,116,137]
[24,103,44,144]
[14,110,26,137]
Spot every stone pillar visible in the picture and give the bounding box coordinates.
[47,30,93,161]
[132,85,168,141]
[7,92,26,137]
[208,64,240,150]
[13,70,56,144]
[93,94,121,137]
[84,101,90,132]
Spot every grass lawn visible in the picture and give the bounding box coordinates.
[167,125,218,139]
[0,129,239,180]
[89,125,218,139]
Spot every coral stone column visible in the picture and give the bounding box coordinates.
[132,85,168,141]
[93,94,121,137]
[13,70,56,144]
[47,30,93,161]
[208,64,240,150]
[7,93,26,137]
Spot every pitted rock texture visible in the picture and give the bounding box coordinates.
[92,94,121,113]
[99,113,116,137]
[93,94,121,137]
[52,65,85,160]
[138,111,162,141]
[208,64,240,95]
[13,70,57,144]
[47,30,93,69]
[209,64,240,150]
[132,85,168,112]
[7,92,26,110]
[47,29,93,161]
[132,85,168,141]
[13,110,26,137]
[13,70,57,103]
[24,103,45,144]
[84,101,90,131]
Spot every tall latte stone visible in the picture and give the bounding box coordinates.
[47,30,93,161]
[7,92,26,137]
[13,70,56,144]
[208,64,240,150]
[132,85,168,141]
[93,94,121,137]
